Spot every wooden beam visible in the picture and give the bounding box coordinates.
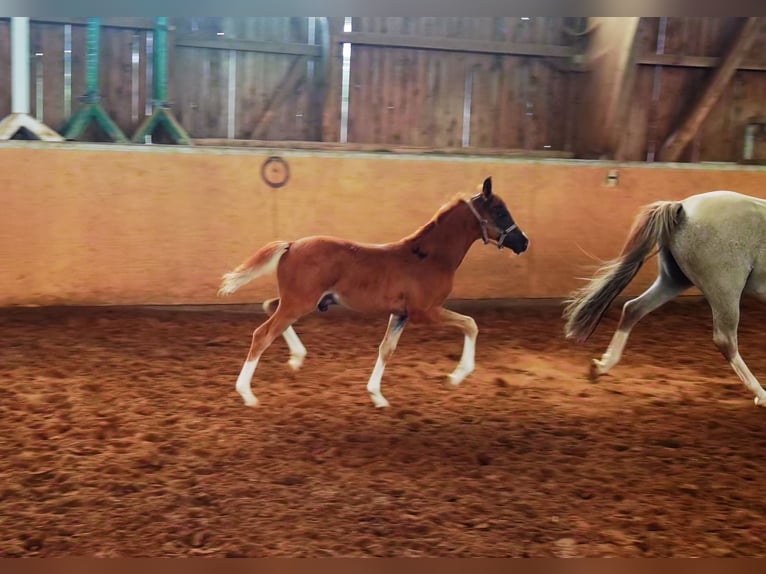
[175,36,322,58]
[251,57,309,140]
[338,31,579,59]
[638,53,766,72]
[23,17,155,30]
[659,17,764,163]
[192,138,575,159]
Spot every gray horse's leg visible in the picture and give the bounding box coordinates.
[591,250,691,378]
[708,291,766,406]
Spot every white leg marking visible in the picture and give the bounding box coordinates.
[366,314,406,408]
[235,358,259,407]
[449,332,476,386]
[282,326,307,371]
[367,355,390,408]
[592,329,629,376]
[728,352,766,406]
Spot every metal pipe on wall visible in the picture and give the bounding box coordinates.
[11,17,31,114]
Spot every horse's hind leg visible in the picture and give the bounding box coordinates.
[592,249,691,379]
[708,291,766,406]
[367,314,408,408]
[235,306,303,407]
[263,297,307,371]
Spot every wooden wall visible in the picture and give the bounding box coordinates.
[2,142,766,307]
[2,18,766,161]
[617,17,766,162]
[345,17,577,151]
[0,17,582,152]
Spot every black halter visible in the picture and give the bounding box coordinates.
[464,197,518,250]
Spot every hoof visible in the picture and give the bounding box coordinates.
[589,359,605,382]
[446,374,462,388]
[370,394,390,409]
[447,368,472,387]
[754,395,766,407]
[288,356,304,371]
[241,395,259,407]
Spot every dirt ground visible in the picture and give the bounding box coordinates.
[2,299,766,557]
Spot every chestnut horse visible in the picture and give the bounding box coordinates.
[219,177,529,408]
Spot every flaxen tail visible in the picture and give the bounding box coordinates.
[563,201,683,342]
[218,240,290,296]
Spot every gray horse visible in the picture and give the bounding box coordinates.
[564,190,766,406]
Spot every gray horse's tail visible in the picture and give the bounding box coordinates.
[563,200,683,342]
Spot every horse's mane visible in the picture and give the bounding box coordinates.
[400,192,472,243]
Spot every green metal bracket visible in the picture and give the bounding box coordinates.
[60,18,128,142]
[132,17,193,145]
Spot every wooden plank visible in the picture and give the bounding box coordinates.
[0,20,10,118]
[338,31,579,58]
[234,49,260,139]
[252,56,308,140]
[100,28,134,135]
[191,137,575,158]
[638,53,766,71]
[696,69,738,161]
[175,36,321,57]
[40,23,66,130]
[660,17,764,162]
[25,17,155,30]
[615,65,655,161]
[29,24,42,120]
[320,17,343,142]
[136,30,148,123]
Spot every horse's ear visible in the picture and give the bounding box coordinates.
[482,177,493,198]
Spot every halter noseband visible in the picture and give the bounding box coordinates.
[464,196,518,250]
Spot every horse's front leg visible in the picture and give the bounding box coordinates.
[424,307,479,387]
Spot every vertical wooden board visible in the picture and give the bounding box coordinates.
[696,71,737,161]
[136,30,148,124]
[728,70,766,161]
[441,52,463,147]
[616,65,655,160]
[266,54,300,139]
[320,17,344,143]
[661,18,685,54]
[0,20,11,117]
[497,56,522,149]
[542,68,564,150]
[29,24,43,120]
[273,54,308,141]
[379,45,397,143]
[636,17,660,57]
[39,24,65,130]
[346,44,365,142]
[563,70,582,153]
[408,47,429,146]
[70,24,87,106]
[467,55,493,148]
[172,46,215,137]
[211,49,231,138]
[99,28,134,134]
[354,46,376,143]
[234,50,254,138]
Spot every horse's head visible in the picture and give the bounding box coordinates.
[467,177,529,255]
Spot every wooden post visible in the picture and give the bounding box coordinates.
[659,17,763,163]
[321,17,344,143]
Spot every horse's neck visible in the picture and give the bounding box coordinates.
[404,202,480,270]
